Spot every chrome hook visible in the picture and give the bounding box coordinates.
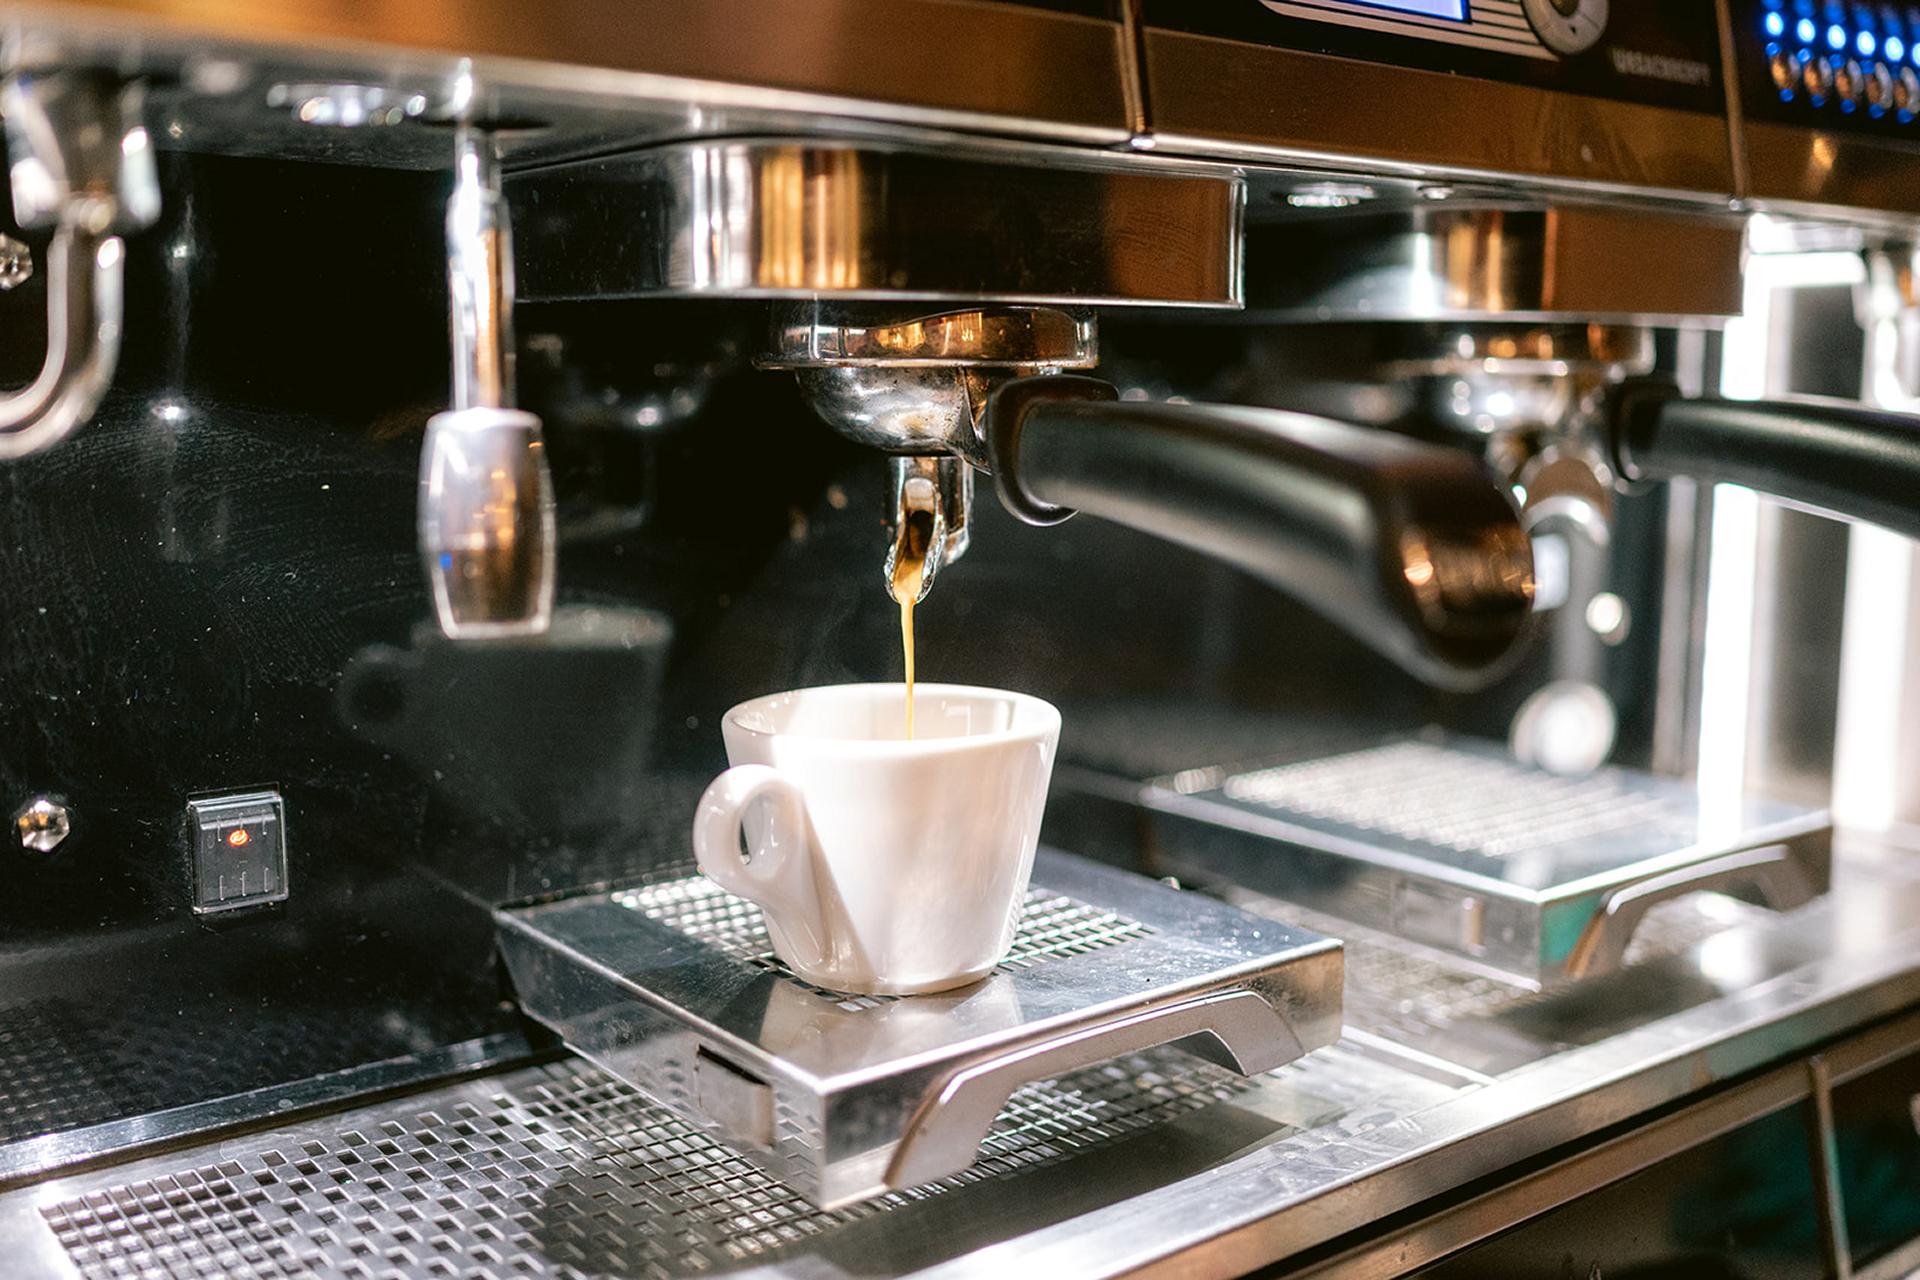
[0,72,157,459]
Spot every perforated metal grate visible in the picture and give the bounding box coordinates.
[42,1051,1249,1280]
[1220,740,1697,860]
[0,1001,129,1140]
[615,874,1154,1010]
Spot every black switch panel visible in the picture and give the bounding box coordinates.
[185,791,288,916]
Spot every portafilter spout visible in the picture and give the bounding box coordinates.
[763,303,1098,603]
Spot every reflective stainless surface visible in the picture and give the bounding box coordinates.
[7,837,1920,1277]
[1143,736,1832,987]
[495,849,1344,1209]
[11,798,69,854]
[769,304,1100,468]
[0,1031,541,1189]
[768,302,1099,596]
[1244,205,1748,323]
[13,0,1135,154]
[509,140,1244,307]
[0,72,157,458]
[885,455,971,597]
[0,233,33,290]
[419,126,556,639]
[1142,32,1736,199]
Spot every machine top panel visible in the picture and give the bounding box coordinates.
[1143,0,1726,113]
[1139,0,1736,199]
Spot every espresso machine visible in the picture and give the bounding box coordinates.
[5,1,1920,1276]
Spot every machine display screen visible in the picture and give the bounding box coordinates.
[1349,0,1470,20]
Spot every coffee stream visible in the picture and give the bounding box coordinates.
[889,507,937,739]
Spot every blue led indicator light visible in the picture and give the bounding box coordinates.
[1828,23,1848,48]
[1799,17,1819,39]
[1860,30,1878,54]
[1891,35,1907,58]
[1766,11,1788,34]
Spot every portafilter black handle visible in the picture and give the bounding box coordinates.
[986,375,1535,690]
[1612,379,1920,539]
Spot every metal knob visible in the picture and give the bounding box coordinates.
[419,405,555,637]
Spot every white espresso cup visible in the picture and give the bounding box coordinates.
[691,683,1061,995]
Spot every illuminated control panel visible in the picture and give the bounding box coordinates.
[1145,2,1722,114]
[1740,0,1920,132]
[1259,0,1609,59]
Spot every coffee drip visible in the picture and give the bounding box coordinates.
[889,506,937,738]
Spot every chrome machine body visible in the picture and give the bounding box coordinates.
[5,2,1920,1279]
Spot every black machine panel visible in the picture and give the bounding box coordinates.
[1143,0,1726,113]
[1731,0,1920,143]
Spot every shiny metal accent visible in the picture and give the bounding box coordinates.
[10,799,67,854]
[1145,736,1832,986]
[10,0,1135,149]
[1567,845,1818,977]
[420,126,555,639]
[510,139,1244,306]
[1244,206,1747,323]
[773,305,1100,370]
[771,304,1098,467]
[448,127,516,416]
[494,850,1343,1208]
[0,235,31,290]
[1285,1023,1839,1278]
[990,381,1536,688]
[1743,120,1920,220]
[767,302,1096,596]
[1806,1055,1855,1280]
[885,455,970,598]
[0,72,157,459]
[0,1030,539,1189]
[418,407,555,638]
[265,81,429,127]
[1143,31,1735,198]
[1521,0,1609,55]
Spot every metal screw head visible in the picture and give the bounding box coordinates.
[0,234,33,291]
[14,797,70,852]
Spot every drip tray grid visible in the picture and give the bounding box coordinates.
[496,849,1341,1208]
[1145,735,1832,988]
[617,874,1157,1011]
[41,1051,1254,1280]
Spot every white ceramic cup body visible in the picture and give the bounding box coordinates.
[691,683,1061,995]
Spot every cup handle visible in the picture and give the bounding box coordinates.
[692,765,825,958]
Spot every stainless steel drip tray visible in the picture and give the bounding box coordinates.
[495,849,1342,1209]
[1142,736,1833,989]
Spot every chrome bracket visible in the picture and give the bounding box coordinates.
[0,71,158,459]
